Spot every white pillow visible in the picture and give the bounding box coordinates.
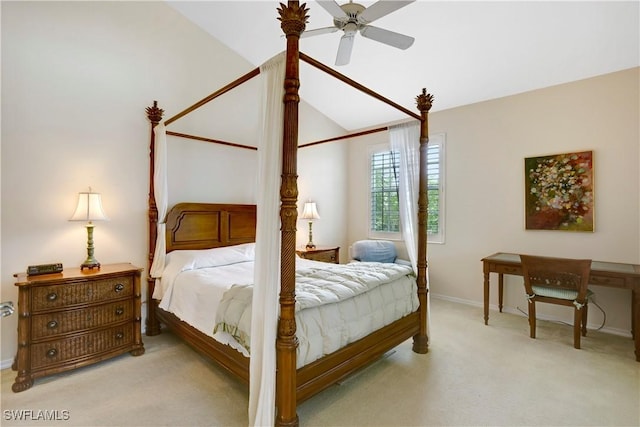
[154,243,256,300]
[168,242,256,270]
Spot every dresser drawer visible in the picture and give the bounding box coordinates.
[30,326,134,370]
[31,300,134,340]
[311,250,337,263]
[32,276,133,311]
[297,247,340,264]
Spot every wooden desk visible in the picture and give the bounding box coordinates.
[481,252,640,361]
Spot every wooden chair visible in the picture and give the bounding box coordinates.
[519,254,593,349]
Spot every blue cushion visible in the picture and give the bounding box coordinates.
[351,240,397,263]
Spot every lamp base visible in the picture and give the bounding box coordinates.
[80,223,100,270]
[80,261,101,270]
[305,221,316,250]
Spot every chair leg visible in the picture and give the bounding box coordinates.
[582,304,588,337]
[573,308,582,349]
[528,301,536,339]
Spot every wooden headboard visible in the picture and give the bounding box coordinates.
[164,203,256,252]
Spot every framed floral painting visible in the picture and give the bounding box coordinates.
[524,150,594,231]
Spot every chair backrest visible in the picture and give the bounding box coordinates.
[520,254,592,302]
[350,240,397,263]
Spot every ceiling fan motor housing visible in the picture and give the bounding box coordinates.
[333,2,366,30]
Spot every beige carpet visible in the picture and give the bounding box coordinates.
[2,298,639,426]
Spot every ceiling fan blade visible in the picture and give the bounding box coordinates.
[301,26,339,38]
[316,1,348,20]
[360,25,414,50]
[358,0,415,24]
[335,32,355,66]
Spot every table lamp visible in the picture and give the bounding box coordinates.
[70,188,109,270]
[300,201,320,250]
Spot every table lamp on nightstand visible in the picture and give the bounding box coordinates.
[300,201,320,250]
[70,188,108,270]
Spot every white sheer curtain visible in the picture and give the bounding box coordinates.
[389,122,420,273]
[390,122,430,336]
[149,122,168,289]
[248,52,285,427]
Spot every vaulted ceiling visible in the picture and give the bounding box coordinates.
[168,1,639,131]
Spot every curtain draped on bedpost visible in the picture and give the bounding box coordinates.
[249,52,286,427]
[389,121,431,337]
[149,123,168,285]
[389,122,420,274]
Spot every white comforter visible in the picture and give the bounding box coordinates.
[156,244,419,367]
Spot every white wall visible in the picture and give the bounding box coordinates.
[0,1,348,365]
[297,102,349,260]
[349,68,640,336]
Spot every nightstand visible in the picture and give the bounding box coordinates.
[12,263,144,392]
[296,247,340,264]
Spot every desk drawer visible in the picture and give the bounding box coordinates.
[493,264,522,275]
[590,275,626,288]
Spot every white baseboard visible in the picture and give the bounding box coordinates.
[1,358,13,370]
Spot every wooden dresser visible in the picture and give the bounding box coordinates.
[12,263,144,392]
[296,247,340,264]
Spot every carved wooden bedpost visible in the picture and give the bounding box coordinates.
[145,101,164,336]
[413,88,434,353]
[277,2,308,426]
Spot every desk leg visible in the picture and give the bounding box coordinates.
[484,272,490,325]
[633,289,640,362]
[498,274,504,313]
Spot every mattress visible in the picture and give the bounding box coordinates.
[156,243,419,367]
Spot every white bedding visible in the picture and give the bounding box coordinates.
[156,243,419,367]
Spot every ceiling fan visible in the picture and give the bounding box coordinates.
[302,0,416,66]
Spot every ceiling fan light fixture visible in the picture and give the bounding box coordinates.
[342,22,358,35]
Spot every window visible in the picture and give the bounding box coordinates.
[369,134,445,243]
[370,150,401,234]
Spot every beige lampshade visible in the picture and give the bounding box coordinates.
[70,190,108,222]
[300,202,320,220]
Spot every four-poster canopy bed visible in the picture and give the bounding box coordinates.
[144,2,434,426]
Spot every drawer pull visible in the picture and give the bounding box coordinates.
[46,348,57,358]
[115,332,124,340]
[47,292,58,301]
[115,307,124,316]
[114,283,125,293]
[47,320,58,329]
